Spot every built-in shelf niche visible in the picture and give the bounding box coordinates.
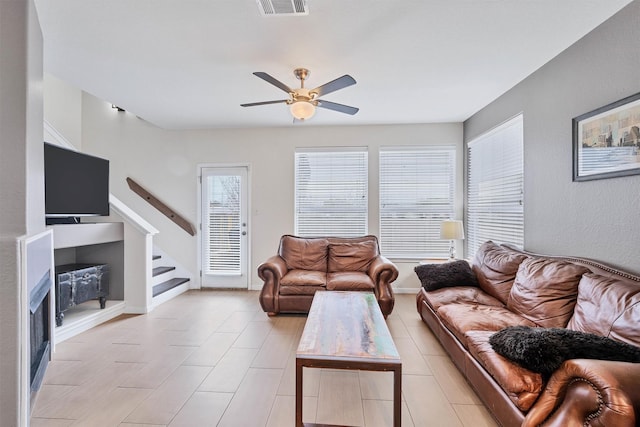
[49,222,126,342]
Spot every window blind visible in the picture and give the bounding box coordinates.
[466,114,524,258]
[295,148,368,237]
[379,147,456,258]
[205,175,241,274]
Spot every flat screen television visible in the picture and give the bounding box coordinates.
[44,143,110,221]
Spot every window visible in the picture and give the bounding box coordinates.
[379,147,456,258]
[295,148,368,237]
[466,114,524,258]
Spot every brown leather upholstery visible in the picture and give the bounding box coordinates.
[437,303,536,346]
[416,289,526,426]
[327,240,378,272]
[280,237,329,271]
[422,286,504,311]
[522,359,640,427]
[326,271,375,291]
[258,235,398,317]
[281,270,326,286]
[466,330,543,412]
[567,272,640,346]
[472,241,528,304]
[416,241,640,427]
[507,257,589,328]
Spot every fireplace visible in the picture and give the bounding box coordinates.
[29,271,51,395]
[22,229,55,405]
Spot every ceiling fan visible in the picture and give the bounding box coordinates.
[241,68,359,121]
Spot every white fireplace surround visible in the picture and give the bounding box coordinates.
[19,229,55,416]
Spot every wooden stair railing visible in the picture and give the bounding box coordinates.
[126,177,196,236]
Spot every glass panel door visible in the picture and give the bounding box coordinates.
[200,166,248,288]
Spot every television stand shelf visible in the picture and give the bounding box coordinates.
[50,222,124,249]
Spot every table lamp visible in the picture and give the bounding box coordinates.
[440,220,464,259]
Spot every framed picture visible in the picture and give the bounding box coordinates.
[573,91,640,181]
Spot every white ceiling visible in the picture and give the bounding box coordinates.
[35,0,633,130]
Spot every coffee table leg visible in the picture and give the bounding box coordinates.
[394,365,402,427]
[296,358,303,427]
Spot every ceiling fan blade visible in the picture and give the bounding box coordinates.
[316,100,359,115]
[311,75,356,97]
[253,72,293,93]
[240,99,288,107]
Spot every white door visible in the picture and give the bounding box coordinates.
[200,166,249,288]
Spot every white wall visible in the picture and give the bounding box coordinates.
[75,93,463,292]
[43,73,82,149]
[464,0,640,274]
[0,0,44,424]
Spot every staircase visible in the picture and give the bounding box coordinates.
[152,254,190,302]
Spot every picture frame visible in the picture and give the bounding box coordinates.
[573,91,640,181]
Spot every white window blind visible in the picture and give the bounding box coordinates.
[379,147,456,258]
[466,114,524,258]
[295,148,368,237]
[205,174,241,274]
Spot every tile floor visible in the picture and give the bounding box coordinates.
[31,290,498,427]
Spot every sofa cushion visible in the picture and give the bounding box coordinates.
[280,272,325,294]
[281,269,326,286]
[328,240,377,273]
[421,287,504,311]
[437,303,536,347]
[567,273,640,346]
[611,303,640,347]
[326,272,375,291]
[414,260,478,291]
[472,241,528,305]
[489,326,640,377]
[466,330,543,412]
[507,258,589,328]
[279,236,329,271]
[279,284,325,296]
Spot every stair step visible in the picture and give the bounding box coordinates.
[153,277,189,297]
[152,255,161,261]
[153,266,175,276]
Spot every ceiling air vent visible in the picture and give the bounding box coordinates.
[256,0,308,16]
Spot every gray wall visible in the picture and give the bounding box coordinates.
[464,1,640,274]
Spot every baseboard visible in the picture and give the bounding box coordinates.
[393,287,420,294]
[124,305,150,314]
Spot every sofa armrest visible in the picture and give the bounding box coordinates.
[257,255,288,314]
[523,359,640,427]
[367,255,399,316]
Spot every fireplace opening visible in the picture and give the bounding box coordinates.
[29,271,51,397]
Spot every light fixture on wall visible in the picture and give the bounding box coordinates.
[440,219,464,259]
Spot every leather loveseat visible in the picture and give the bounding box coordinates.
[258,235,398,317]
[416,241,640,427]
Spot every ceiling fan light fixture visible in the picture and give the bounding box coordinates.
[241,68,358,120]
[290,100,316,120]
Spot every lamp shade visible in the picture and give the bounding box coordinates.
[290,101,316,120]
[440,220,464,240]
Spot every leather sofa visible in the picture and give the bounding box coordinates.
[416,241,640,427]
[258,235,398,317]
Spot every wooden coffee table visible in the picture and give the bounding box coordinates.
[296,291,402,427]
